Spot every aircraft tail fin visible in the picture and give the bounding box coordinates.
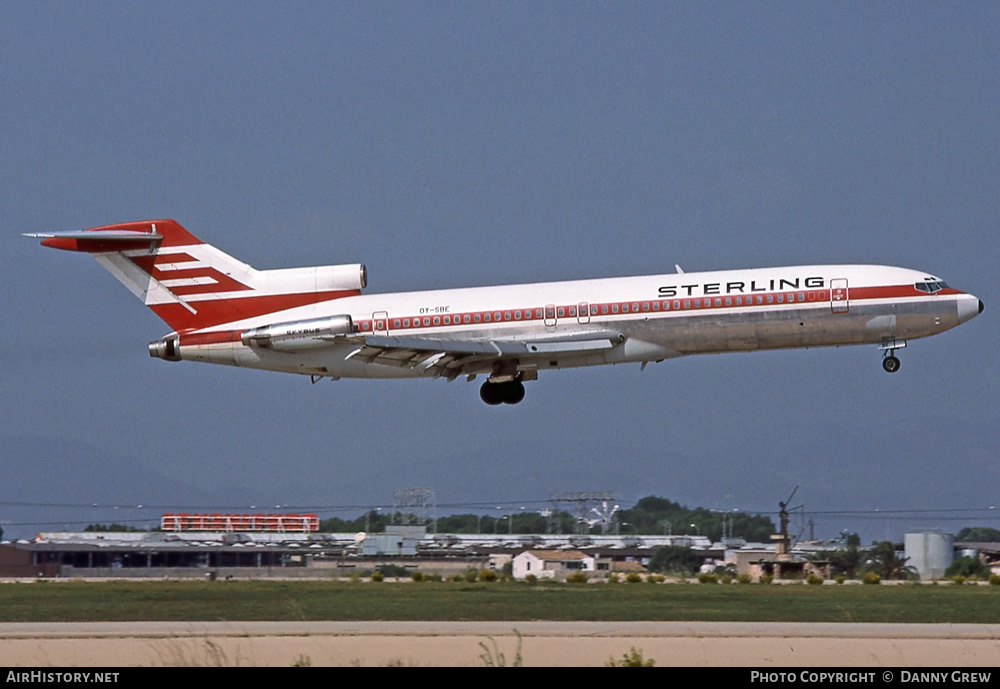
[27,220,366,332]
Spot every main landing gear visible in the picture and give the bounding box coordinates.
[479,379,526,405]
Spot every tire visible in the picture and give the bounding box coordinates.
[479,382,504,405]
[882,355,900,373]
[503,381,526,405]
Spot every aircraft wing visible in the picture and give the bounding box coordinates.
[344,330,624,379]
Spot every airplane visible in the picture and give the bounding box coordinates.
[27,219,983,405]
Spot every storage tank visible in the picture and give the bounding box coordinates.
[904,532,954,580]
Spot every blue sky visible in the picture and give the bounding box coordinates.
[2,3,997,541]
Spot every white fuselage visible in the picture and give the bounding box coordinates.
[175,264,981,380]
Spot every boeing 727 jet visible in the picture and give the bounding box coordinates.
[27,220,983,405]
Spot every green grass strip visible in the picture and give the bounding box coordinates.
[1,580,997,623]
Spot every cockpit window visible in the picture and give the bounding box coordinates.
[915,280,949,294]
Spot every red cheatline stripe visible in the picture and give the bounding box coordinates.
[175,283,958,343]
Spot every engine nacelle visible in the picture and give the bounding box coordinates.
[260,264,367,292]
[241,314,354,350]
[149,334,181,361]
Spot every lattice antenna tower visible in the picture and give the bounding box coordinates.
[391,487,437,533]
[549,491,619,535]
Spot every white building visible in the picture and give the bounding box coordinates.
[512,549,595,580]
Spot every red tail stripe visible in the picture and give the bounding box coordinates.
[151,289,361,331]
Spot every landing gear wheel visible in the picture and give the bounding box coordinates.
[479,382,504,405]
[503,381,525,405]
[882,355,900,373]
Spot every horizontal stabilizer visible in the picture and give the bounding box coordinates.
[24,229,163,240]
[25,228,163,252]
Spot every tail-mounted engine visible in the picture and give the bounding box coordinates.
[148,334,181,361]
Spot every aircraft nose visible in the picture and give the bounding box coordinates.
[957,294,982,324]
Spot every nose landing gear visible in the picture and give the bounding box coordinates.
[882,353,901,373]
[878,337,906,374]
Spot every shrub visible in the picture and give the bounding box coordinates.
[524,574,537,584]
[945,556,991,580]
[478,631,523,668]
[607,573,619,584]
[862,572,881,585]
[478,569,499,583]
[448,573,465,583]
[835,575,846,585]
[423,572,442,582]
[647,573,665,584]
[566,571,589,584]
[377,564,411,579]
[806,574,824,585]
[464,570,479,583]
[410,571,424,582]
[759,574,773,585]
[370,571,384,582]
[606,648,655,667]
[990,574,1000,586]
[697,573,718,584]
[625,572,643,584]
[737,573,752,585]
[951,575,966,586]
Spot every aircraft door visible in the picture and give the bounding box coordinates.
[373,311,389,335]
[830,279,849,314]
[577,302,590,324]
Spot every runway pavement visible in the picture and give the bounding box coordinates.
[1,622,997,666]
